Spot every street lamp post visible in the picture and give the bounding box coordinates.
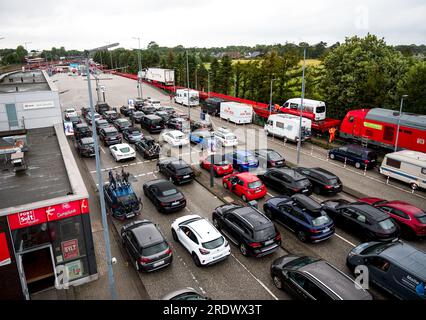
[186,50,191,121]
[296,46,307,165]
[84,42,119,300]
[207,72,210,98]
[132,37,143,99]
[394,95,408,152]
[269,77,277,116]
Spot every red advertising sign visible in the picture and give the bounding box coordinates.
[61,239,79,260]
[7,208,47,230]
[0,233,11,267]
[46,200,81,222]
[80,199,89,214]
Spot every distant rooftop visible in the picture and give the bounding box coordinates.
[0,126,72,209]
[0,70,51,93]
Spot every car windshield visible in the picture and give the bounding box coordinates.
[248,181,262,189]
[225,135,237,140]
[119,120,130,126]
[312,214,331,227]
[285,256,320,269]
[294,178,310,187]
[360,242,396,255]
[328,178,339,185]
[378,219,395,230]
[141,241,168,256]
[243,156,256,163]
[118,193,137,204]
[119,147,131,153]
[253,226,275,241]
[105,131,118,137]
[415,214,426,224]
[83,142,94,147]
[212,157,228,165]
[268,151,282,161]
[161,188,178,196]
[177,167,191,174]
[202,236,224,249]
[174,134,185,140]
[316,106,326,113]
[68,116,79,121]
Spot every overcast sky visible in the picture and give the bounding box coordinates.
[0,0,425,51]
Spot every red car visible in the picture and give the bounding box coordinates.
[359,197,426,238]
[200,154,233,177]
[223,172,267,202]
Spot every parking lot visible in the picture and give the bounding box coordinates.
[55,72,425,300]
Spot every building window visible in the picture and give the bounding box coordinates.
[386,158,401,169]
[12,223,51,252]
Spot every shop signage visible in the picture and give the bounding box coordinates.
[0,233,11,267]
[80,199,89,214]
[65,260,83,281]
[61,239,79,260]
[23,101,54,110]
[46,201,81,222]
[7,208,47,230]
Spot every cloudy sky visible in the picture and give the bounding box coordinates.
[0,0,425,51]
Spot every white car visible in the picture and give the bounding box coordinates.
[146,97,161,108]
[64,108,78,118]
[213,127,238,147]
[162,130,190,147]
[171,214,230,267]
[109,143,136,162]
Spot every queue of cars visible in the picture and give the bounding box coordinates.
[65,98,425,301]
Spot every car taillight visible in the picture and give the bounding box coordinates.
[270,161,276,167]
[249,242,262,248]
[364,160,370,164]
[165,248,172,255]
[139,257,151,263]
[310,228,322,234]
[274,233,281,241]
[160,202,168,206]
[199,248,210,255]
[325,185,333,189]
[292,188,300,192]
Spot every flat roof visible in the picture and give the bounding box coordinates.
[0,70,51,93]
[0,126,72,210]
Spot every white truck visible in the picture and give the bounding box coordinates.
[281,98,326,121]
[144,68,175,85]
[174,89,199,107]
[220,102,253,124]
[264,114,312,142]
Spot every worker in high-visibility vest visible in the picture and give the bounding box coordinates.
[329,127,337,143]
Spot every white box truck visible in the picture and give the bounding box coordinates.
[264,114,312,142]
[220,102,253,124]
[144,68,175,85]
[174,89,199,107]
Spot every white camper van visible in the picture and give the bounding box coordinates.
[282,98,326,121]
[174,89,199,107]
[380,150,426,190]
[220,102,253,124]
[264,114,312,142]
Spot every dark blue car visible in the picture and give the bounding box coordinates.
[225,150,259,172]
[263,194,335,242]
[328,144,377,169]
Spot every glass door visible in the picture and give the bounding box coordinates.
[16,253,30,300]
[5,104,19,129]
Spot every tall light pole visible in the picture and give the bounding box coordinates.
[24,41,32,52]
[269,77,277,116]
[186,50,191,120]
[394,95,408,152]
[85,42,119,300]
[207,72,210,98]
[234,77,237,97]
[132,37,143,99]
[296,46,307,165]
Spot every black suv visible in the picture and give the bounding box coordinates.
[114,118,132,132]
[140,105,157,114]
[120,105,135,116]
[120,220,173,272]
[95,119,110,134]
[259,168,312,196]
[270,255,372,300]
[321,200,400,241]
[95,102,110,114]
[166,117,189,131]
[99,127,122,146]
[135,136,161,159]
[264,194,335,242]
[157,157,194,185]
[75,137,95,157]
[103,110,119,123]
[212,204,281,257]
[130,111,145,124]
[201,97,226,116]
[329,144,377,169]
[253,149,285,168]
[74,123,92,139]
[155,111,172,122]
[141,115,165,133]
[143,179,187,213]
[294,167,342,195]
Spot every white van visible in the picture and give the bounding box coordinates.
[282,98,326,121]
[174,89,199,107]
[220,102,253,124]
[380,150,426,190]
[264,114,312,142]
[145,97,161,108]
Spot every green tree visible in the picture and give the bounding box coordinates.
[218,55,233,94]
[321,34,409,119]
[15,45,27,62]
[210,58,220,92]
[397,61,426,114]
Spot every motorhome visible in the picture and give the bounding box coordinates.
[281,98,326,121]
[220,101,253,124]
[174,89,199,107]
[380,150,426,190]
[264,114,312,142]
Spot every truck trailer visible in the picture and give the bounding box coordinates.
[220,102,253,124]
[144,68,175,86]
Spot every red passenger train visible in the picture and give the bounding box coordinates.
[339,108,426,153]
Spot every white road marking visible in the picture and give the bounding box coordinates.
[335,233,357,248]
[100,146,106,154]
[230,253,279,300]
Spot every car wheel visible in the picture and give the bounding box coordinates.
[410,183,419,190]
[242,194,248,202]
[355,162,361,169]
[192,253,201,267]
[296,230,308,242]
[172,229,179,242]
[212,218,220,230]
[223,182,228,189]
[329,153,335,160]
[239,243,248,256]
[273,275,283,290]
